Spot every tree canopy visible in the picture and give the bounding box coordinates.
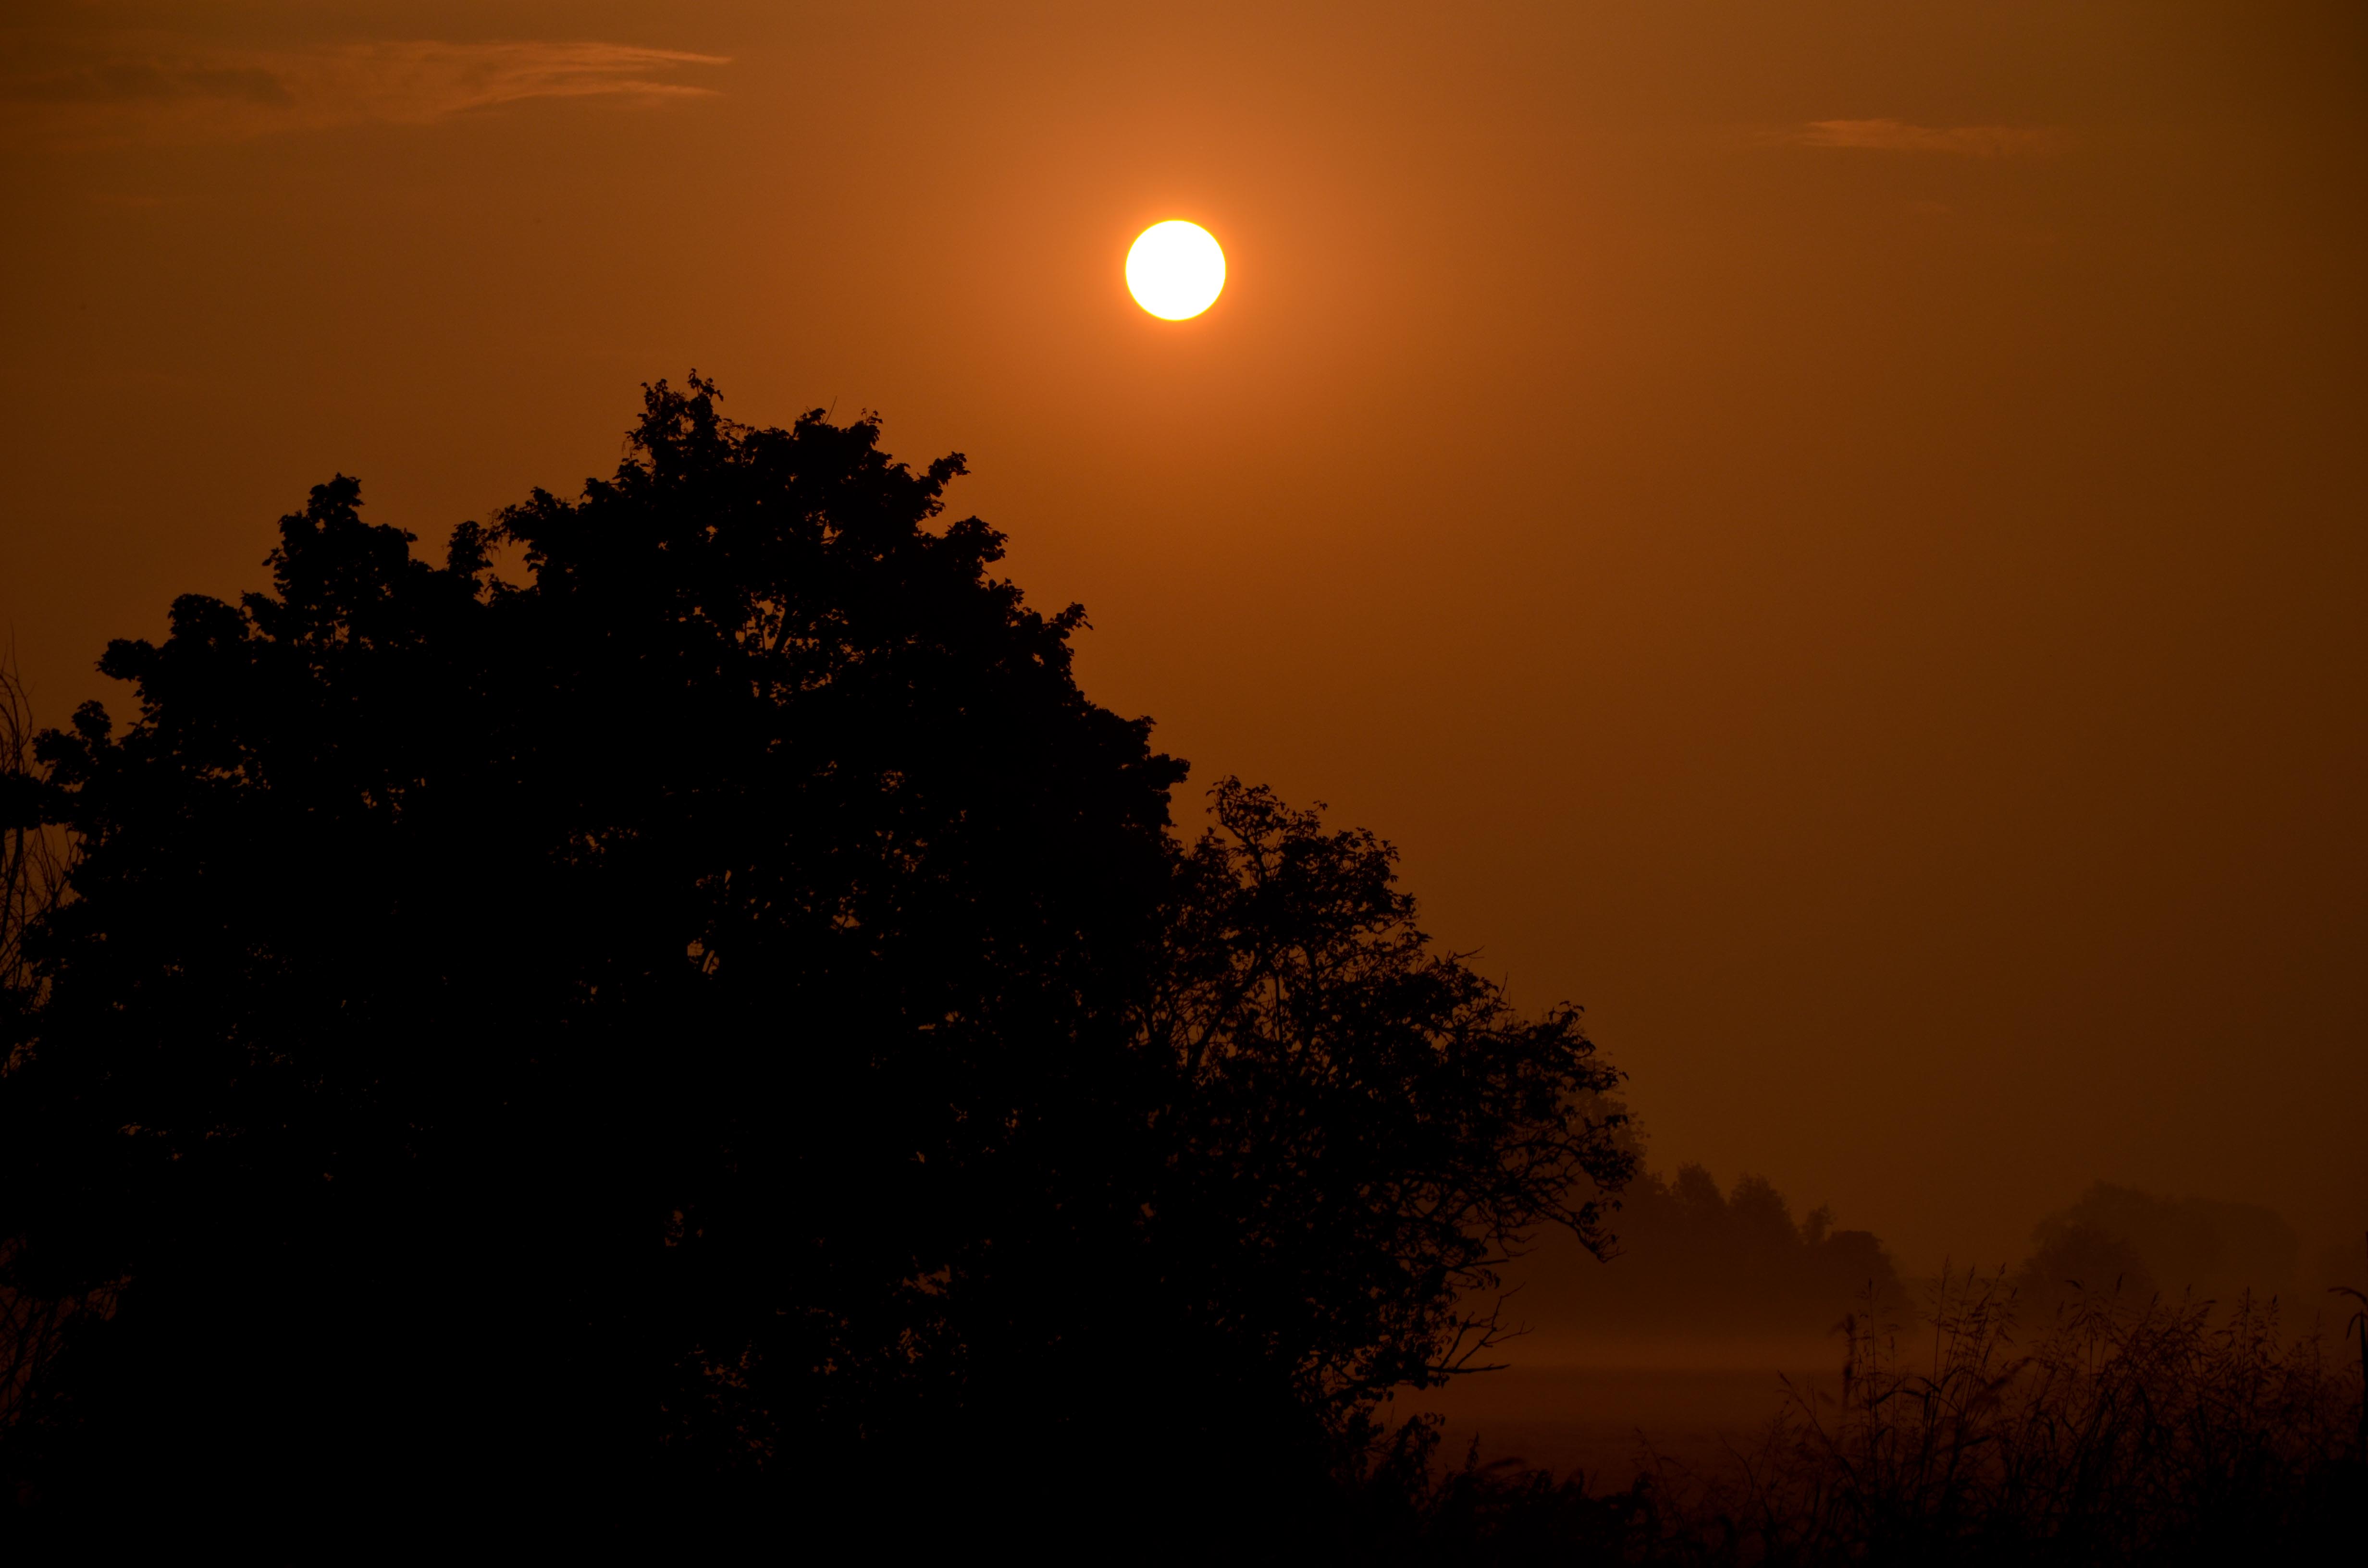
[0,380,1631,1538]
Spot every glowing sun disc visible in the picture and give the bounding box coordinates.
[1126,220,1226,320]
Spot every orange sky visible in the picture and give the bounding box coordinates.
[4,1,2363,1272]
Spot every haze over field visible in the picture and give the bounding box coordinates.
[3,0,2362,1339]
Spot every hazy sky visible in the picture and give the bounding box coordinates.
[4,1,2362,1271]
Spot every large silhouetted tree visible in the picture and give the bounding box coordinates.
[0,380,1630,1540]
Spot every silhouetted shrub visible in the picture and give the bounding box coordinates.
[1331,1410,1650,1564]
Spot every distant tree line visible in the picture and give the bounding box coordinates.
[1499,1167,2327,1356]
[1507,1164,1907,1347]
[0,380,1634,1546]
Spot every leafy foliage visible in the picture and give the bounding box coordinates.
[1150,782,1630,1414]
[0,659,77,1442]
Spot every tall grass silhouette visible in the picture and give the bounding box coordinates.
[1350,1255,2366,1563]
[1649,1270,2361,1563]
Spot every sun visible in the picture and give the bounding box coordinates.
[1125,220,1226,320]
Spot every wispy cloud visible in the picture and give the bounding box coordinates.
[1800,119,2056,157]
[2,36,728,144]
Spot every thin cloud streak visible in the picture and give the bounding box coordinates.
[1800,119,2056,156]
[2,37,728,144]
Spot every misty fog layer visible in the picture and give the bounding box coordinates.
[1491,1170,2355,1369]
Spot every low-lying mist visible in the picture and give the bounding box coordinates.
[1407,1161,2365,1493]
[1493,1167,2355,1372]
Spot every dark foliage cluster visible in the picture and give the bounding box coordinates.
[0,660,77,1445]
[0,380,1632,1543]
[1151,785,1628,1419]
[0,659,64,1042]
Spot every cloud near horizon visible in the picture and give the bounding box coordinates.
[1,37,728,144]
[1800,118,2056,156]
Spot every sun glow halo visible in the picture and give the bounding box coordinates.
[1125,220,1226,320]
